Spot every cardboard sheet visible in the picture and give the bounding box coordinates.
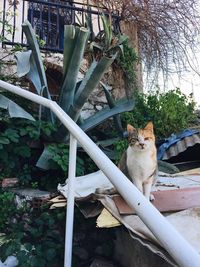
[113,186,200,214]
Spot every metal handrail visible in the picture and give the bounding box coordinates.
[0,79,200,267]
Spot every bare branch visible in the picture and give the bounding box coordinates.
[91,0,200,81]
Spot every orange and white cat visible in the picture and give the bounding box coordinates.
[118,122,157,200]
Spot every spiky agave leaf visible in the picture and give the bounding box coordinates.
[0,95,35,121]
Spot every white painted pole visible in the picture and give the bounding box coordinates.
[1,80,200,267]
[64,135,77,267]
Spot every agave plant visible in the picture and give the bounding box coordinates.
[1,19,135,168]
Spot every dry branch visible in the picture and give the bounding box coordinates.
[92,0,200,80]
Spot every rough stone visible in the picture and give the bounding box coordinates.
[11,188,51,199]
[1,178,19,188]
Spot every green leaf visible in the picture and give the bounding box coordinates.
[96,137,120,147]
[101,81,123,136]
[90,41,104,51]
[0,136,10,144]
[118,34,129,45]
[15,50,32,77]
[0,95,35,121]
[101,146,116,160]
[63,25,76,77]
[14,146,31,157]
[8,100,35,121]
[70,55,117,122]
[28,53,44,95]
[59,26,89,113]
[5,129,20,143]
[21,20,54,123]
[101,13,112,49]
[0,94,9,109]
[22,20,48,94]
[80,99,135,132]
[36,145,52,170]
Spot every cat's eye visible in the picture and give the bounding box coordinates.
[130,138,137,144]
[144,137,150,140]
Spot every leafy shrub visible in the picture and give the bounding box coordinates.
[122,88,196,139]
[0,116,56,186]
[0,206,65,267]
[114,139,128,163]
[0,112,97,189]
[0,190,15,231]
[47,143,85,176]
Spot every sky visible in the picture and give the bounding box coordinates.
[143,54,200,108]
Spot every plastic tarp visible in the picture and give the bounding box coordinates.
[157,129,199,160]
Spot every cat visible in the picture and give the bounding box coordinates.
[118,122,157,201]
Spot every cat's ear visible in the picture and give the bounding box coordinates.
[144,122,154,132]
[127,124,135,134]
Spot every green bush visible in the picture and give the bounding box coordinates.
[0,206,65,267]
[47,143,85,176]
[122,88,196,139]
[0,190,15,231]
[0,117,56,184]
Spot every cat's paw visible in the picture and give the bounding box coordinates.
[150,194,155,202]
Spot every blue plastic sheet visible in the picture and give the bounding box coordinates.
[157,129,199,160]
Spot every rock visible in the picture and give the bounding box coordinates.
[12,189,52,209]
[11,188,51,199]
[1,178,19,188]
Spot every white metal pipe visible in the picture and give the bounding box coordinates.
[0,80,51,107]
[64,135,77,267]
[1,80,200,267]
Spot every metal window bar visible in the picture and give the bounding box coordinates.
[2,0,6,42]
[2,0,121,52]
[12,1,16,42]
[21,0,25,44]
[47,3,51,47]
[0,79,200,267]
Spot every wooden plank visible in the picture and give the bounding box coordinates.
[113,187,200,215]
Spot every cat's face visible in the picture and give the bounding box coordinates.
[127,122,155,151]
